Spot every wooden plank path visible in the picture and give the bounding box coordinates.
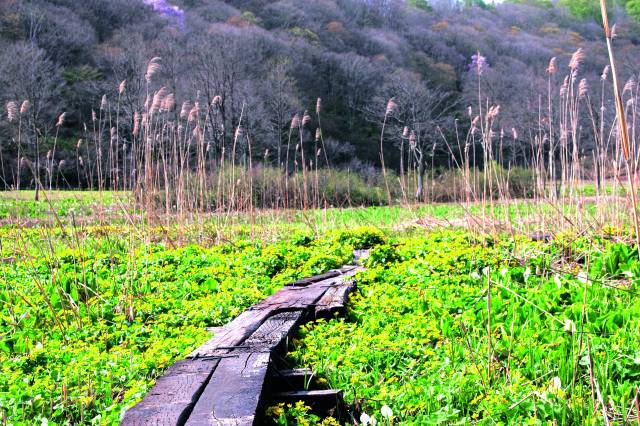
[121,262,363,426]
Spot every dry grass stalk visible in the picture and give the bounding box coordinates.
[379,98,396,206]
[600,0,640,255]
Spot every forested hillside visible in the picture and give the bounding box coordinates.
[1,0,640,188]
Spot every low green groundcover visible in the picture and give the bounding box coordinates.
[2,226,639,425]
[289,231,640,425]
[0,227,382,425]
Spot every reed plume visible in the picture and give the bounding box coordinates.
[180,101,191,119]
[162,93,175,112]
[623,77,636,94]
[379,98,396,206]
[151,87,168,115]
[578,79,589,99]
[133,112,140,137]
[188,103,199,122]
[569,48,584,72]
[291,113,300,129]
[547,57,557,75]
[385,98,397,117]
[56,112,66,127]
[145,57,162,84]
[19,100,30,115]
[6,102,17,123]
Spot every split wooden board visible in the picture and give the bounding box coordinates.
[121,263,363,426]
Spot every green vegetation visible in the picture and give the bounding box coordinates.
[291,231,640,424]
[557,0,601,19]
[622,0,640,20]
[0,222,380,424]
[407,0,432,12]
[506,0,554,8]
[2,192,639,424]
[0,191,128,219]
[267,401,341,426]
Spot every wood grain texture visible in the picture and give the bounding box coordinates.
[253,268,362,312]
[249,285,325,311]
[270,368,316,391]
[286,265,359,287]
[120,359,219,426]
[243,310,303,352]
[315,279,357,319]
[274,389,344,400]
[188,310,272,359]
[123,263,363,425]
[185,352,271,426]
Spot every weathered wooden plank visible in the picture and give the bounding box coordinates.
[190,268,362,358]
[315,279,357,319]
[205,326,225,335]
[120,359,219,426]
[249,287,321,311]
[270,368,317,391]
[250,285,327,311]
[286,265,359,287]
[185,352,271,426]
[253,268,362,312]
[274,389,343,400]
[124,264,364,425]
[188,310,272,359]
[243,310,304,352]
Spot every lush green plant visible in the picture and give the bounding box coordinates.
[0,227,383,424]
[4,191,640,424]
[290,230,640,424]
[266,401,340,426]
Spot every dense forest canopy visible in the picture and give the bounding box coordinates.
[1,0,640,188]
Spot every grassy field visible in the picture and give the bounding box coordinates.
[0,191,130,220]
[1,191,639,425]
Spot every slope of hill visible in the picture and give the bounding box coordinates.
[0,0,639,186]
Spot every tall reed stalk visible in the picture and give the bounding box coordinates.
[600,0,640,254]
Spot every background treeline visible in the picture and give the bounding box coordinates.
[1,0,640,200]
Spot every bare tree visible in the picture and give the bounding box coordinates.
[0,42,64,199]
[259,59,300,169]
[368,70,456,199]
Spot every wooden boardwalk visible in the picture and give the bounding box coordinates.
[121,263,362,426]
